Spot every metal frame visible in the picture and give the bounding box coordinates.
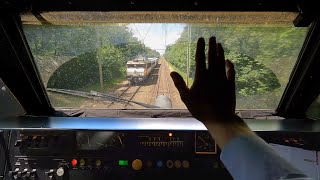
[276,19,320,118]
[22,0,300,12]
[0,12,54,115]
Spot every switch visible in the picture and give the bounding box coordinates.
[45,169,55,179]
[29,169,37,180]
[14,140,22,147]
[8,168,19,179]
[20,168,28,177]
[26,172,31,178]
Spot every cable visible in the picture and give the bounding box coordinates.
[133,23,143,40]
[142,24,152,43]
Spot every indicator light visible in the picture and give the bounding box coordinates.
[71,159,77,166]
[79,159,85,166]
[96,160,102,167]
[169,133,173,137]
[118,160,128,166]
[156,161,163,168]
[182,160,190,168]
[174,160,181,168]
[146,160,152,168]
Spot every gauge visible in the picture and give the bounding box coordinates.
[195,131,217,154]
[138,132,184,147]
[76,132,125,150]
[76,132,91,149]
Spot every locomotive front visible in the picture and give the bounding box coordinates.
[126,58,148,84]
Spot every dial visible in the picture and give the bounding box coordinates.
[76,131,125,150]
[195,131,216,154]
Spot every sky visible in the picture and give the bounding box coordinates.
[127,23,185,55]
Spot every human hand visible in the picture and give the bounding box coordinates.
[170,37,236,125]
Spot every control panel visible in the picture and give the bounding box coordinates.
[4,130,232,180]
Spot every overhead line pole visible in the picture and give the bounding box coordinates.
[95,27,104,92]
[186,25,191,87]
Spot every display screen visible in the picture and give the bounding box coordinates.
[76,131,124,150]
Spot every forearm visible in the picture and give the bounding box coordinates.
[203,115,255,149]
[203,116,310,180]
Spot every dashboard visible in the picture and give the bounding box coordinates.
[2,116,320,180]
[6,130,230,180]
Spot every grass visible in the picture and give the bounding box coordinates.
[167,61,194,87]
[49,74,126,108]
[81,75,126,93]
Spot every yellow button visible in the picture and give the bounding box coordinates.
[132,159,143,171]
[95,160,101,167]
[80,159,85,166]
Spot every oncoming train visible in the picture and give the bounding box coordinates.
[126,57,158,84]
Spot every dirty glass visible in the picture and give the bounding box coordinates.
[21,12,308,109]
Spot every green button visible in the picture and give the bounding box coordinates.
[119,160,128,166]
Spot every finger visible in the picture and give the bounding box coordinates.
[170,72,189,102]
[215,43,227,81]
[226,60,236,113]
[208,36,217,74]
[194,37,206,81]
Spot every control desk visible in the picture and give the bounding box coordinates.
[0,117,234,180]
[4,129,230,180]
[1,116,319,180]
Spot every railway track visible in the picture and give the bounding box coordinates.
[123,85,142,109]
[107,84,142,109]
[107,85,131,108]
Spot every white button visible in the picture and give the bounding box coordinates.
[56,167,64,177]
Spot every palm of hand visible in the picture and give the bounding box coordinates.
[171,37,235,123]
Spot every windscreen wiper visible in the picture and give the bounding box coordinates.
[47,88,159,108]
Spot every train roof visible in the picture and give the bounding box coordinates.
[126,58,152,64]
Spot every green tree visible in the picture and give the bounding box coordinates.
[164,24,307,108]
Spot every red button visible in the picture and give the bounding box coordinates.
[71,159,78,166]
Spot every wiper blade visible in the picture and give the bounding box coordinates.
[47,88,159,108]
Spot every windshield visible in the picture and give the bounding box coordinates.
[21,12,308,109]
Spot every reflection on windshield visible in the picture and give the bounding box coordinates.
[22,12,308,109]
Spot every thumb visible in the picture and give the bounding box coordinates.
[170,71,189,102]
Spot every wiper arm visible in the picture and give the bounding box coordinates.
[47,88,159,108]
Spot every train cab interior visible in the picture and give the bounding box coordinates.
[1,0,320,179]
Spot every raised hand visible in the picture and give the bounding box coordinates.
[170,36,235,124]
